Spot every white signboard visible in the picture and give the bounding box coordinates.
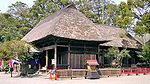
[52,59,55,64]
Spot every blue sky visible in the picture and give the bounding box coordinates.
[0,0,127,13]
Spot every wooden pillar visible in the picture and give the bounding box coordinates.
[54,43,57,69]
[83,42,86,68]
[102,49,104,66]
[68,42,71,66]
[98,45,100,63]
[39,64,41,70]
[46,50,48,70]
[61,54,63,64]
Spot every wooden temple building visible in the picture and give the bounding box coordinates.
[22,4,140,70]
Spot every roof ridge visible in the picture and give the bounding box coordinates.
[64,3,77,9]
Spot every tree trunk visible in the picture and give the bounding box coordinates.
[20,62,28,76]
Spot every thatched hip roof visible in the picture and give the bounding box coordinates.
[22,4,104,43]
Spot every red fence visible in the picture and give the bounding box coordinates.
[48,65,68,70]
[121,68,150,75]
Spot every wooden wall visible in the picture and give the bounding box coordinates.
[70,54,96,69]
[57,51,68,64]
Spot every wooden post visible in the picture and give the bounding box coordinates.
[54,43,57,69]
[84,42,86,69]
[98,45,100,64]
[68,42,71,67]
[46,50,48,70]
[61,54,63,64]
[39,64,41,70]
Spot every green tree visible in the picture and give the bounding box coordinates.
[0,2,32,42]
[106,47,131,68]
[128,0,150,35]
[75,0,114,24]
[0,13,21,42]
[115,2,133,29]
[138,43,150,67]
[105,3,118,26]
[8,1,32,37]
[0,40,35,75]
[30,0,72,26]
[0,41,14,60]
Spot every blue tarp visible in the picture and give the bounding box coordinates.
[27,58,40,65]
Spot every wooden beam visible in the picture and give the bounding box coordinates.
[40,45,68,51]
[57,45,68,47]
[40,45,55,51]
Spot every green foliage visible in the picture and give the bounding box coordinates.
[0,40,34,63]
[0,40,35,75]
[0,13,18,42]
[1,60,9,72]
[128,0,150,35]
[29,0,72,26]
[105,47,131,68]
[115,2,133,29]
[105,3,118,26]
[0,41,15,60]
[75,0,115,24]
[119,33,125,38]
[138,43,150,63]
[0,2,32,42]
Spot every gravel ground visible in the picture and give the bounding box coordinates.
[0,72,150,84]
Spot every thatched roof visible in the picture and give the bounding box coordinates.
[22,4,104,43]
[96,24,140,48]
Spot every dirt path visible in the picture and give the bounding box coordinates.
[0,72,149,84]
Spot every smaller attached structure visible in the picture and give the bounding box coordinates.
[96,24,141,67]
